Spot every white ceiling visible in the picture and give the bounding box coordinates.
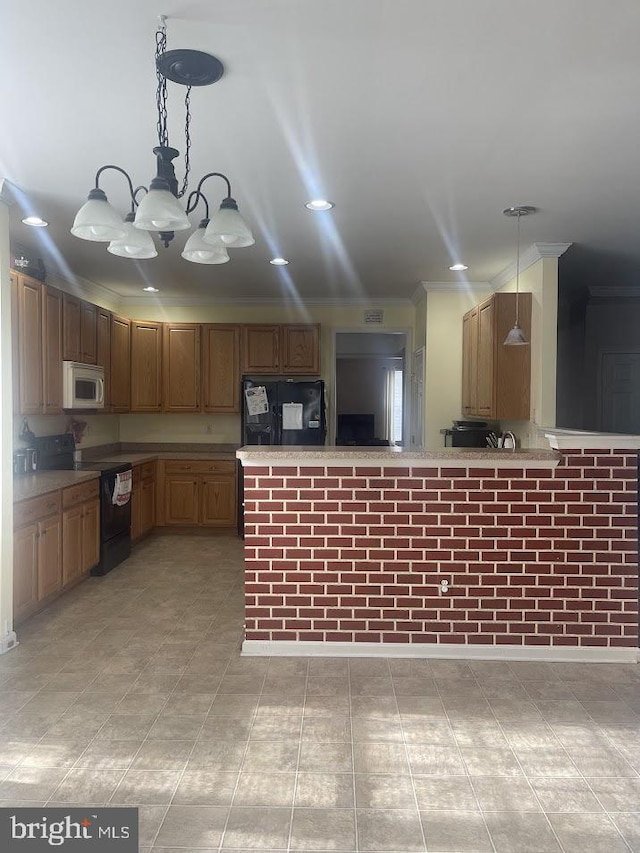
[3,0,640,303]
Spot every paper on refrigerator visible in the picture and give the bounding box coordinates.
[282,402,303,430]
[245,386,269,415]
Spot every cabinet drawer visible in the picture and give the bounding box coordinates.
[14,491,61,528]
[140,461,156,482]
[164,460,235,475]
[62,478,99,509]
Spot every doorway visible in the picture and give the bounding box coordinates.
[334,331,408,446]
[598,351,640,433]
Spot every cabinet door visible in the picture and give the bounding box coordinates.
[81,301,98,364]
[130,487,141,542]
[62,293,82,362]
[201,475,237,527]
[62,504,84,585]
[13,523,38,623]
[38,514,62,600]
[281,325,320,374]
[131,321,163,412]
[476,297,495,416]
[41,285,63,414]
[241,325,280,374]
[163,324,200,412]
[461,308,478,415]
[140,479,156,535]
[202,325,240,412]
[494,292,532,420]
[82,500,101,572]
[164,476,199,525]
[17,275,43,414]
[111,315,131,413]
[96,308,111,410]
[10,272,20,414]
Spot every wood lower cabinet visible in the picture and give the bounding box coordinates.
[111,315,131,413]
[203,324,240,412]
[62,480,100,586]
[461,292,532,420]
[131,321,163,412]
[161,460,237,527]
[163,324,200,412]
[13,491,62,624]
[131,462,156,542]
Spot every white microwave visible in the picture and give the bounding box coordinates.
[62,361,105,410]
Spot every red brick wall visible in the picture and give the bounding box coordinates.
[243,450,638,648]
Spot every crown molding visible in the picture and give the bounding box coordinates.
[118,294,414,308]
[416,280,492,295]
[490,242,572,288]
[45,265,123,310]
[0,178,14,207]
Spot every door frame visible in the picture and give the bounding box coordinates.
[331,327,413,446]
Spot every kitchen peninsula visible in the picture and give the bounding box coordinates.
[237,440,639,662]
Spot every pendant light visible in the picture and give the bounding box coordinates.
[502,205,536,346]
[71,16,253,264]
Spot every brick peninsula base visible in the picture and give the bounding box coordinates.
[237,439,639,663]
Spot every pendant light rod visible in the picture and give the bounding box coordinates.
[502,205,536,347]
[193,171,233,201]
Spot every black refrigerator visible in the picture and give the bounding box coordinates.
[241,378,326,446]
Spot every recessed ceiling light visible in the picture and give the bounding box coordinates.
[305,199,334,211]
[143,286,159,292]
[449,263,468,271]
[22,216,48,227]
[269,257,289,266]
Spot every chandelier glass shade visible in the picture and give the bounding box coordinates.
[70,17,253,266]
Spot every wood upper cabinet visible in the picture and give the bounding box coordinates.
[16,273,43,414]
[163,324,200,412]
[461,307,478,416]
[41,285,63,414]
[10,272,20,414]
[461,292,531,420]
[96,308,111,410]
[241,324,321,375]
[131,320,162,412]
[281,324,320,374]
[80,301,97,363]
[202,324,240,412]
[63,294,97,364]
[241,325,280,374]
[111,315,131,413]
[62,293,82,362]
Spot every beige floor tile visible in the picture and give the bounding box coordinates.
[298,742,352,773]
[355,773,416,809]
[130,740,194,771]
[405,744,466,775]
[221,806,291,849]
[233,771,296,807]
[172,769,239,806]
[421,809,492,852]
[471,776,541,812]
[73,740,143,770]
[547,812,630,853]
[154,805,228,848]
[51,768,125,803]
[242,740,299,773]
[289,807,356,851]
[460,746,523,776]
[484,811,562,852]
[301,717,350,743]
[294,772,354,808]
[353,742,410,775]
[413,775,478,811]
[111,769,182,805]
[0,766,70,800]
[356,808,425,852]
[586,776,640,812]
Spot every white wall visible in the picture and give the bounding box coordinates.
[0,198,15,650]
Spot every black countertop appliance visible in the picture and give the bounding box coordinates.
[441,420,496,447]
[31,434,132,576]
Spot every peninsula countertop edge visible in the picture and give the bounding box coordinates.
[236,445,562,468]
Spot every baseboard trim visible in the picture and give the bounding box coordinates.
[242,639,639,663]
[0,630,19,655]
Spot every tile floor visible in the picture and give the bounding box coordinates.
[0,533,639,852]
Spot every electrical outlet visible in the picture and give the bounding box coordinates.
[205,424,213,435]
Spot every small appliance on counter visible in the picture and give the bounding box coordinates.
[12,447,37,475]
[441,420,498,447]
[31,434,132,576]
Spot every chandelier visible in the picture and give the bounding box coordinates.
[71,16,254,265]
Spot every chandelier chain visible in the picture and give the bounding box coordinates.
[155,24,169,147]
[178,86,192,198]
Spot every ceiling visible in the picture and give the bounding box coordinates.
[3,0,640,303]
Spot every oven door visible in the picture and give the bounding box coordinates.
[100,468,132,541]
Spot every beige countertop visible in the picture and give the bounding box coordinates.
[14,447,238,503]
[236,445,561,468]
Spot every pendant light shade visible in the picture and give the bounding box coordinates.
[182,221,230,264]
[502,205,536,347]
[134,185,191,232]
[204,197,255,247]
[71,189,126,242]
[108,213,158,259]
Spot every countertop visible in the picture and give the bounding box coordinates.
[13,445,238,503]
[236,445,561,468]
